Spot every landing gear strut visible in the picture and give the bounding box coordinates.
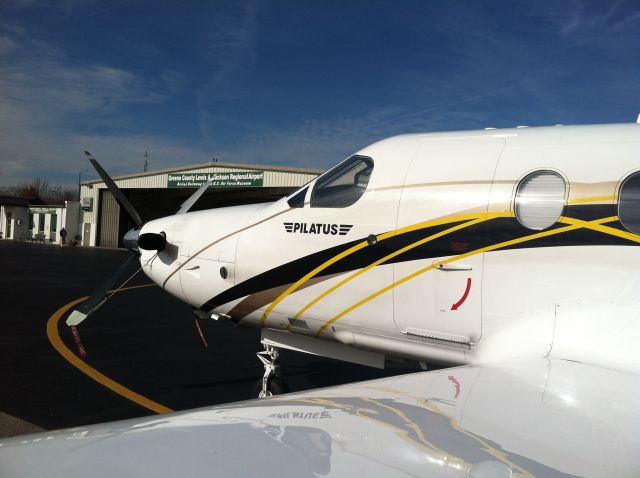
[255,344,289,398]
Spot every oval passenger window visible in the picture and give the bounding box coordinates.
[514,171,566,230]
[618,172,640,234]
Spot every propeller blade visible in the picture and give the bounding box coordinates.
[66,254,139,326]
[84,151,143,228]
[175,177,214,215]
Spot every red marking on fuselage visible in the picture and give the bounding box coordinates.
[70,325,87,358]
[450,242,469,253]
[448,375,461,398]
[194,319,209,348]
[451,278,472,310]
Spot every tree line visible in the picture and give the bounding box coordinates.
[0,178,77,205]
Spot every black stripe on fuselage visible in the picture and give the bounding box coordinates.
[202,220,468,310]
[202,204,636,310]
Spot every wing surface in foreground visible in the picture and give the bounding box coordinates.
[1,359,638,477]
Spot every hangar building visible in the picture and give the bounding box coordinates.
[79,161,322,248]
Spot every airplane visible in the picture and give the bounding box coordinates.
[2,120,640,476]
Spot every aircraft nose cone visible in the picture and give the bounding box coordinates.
[123,227,140,252]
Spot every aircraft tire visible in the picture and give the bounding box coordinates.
[267,376,289,395]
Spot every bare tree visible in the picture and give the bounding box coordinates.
[46,184,77,204]
[1,178,76,204]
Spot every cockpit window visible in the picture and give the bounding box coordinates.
[311,156,373,208]
[287,186,308,208]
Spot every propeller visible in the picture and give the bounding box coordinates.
[66,254,139,326]
[66,152,213,327]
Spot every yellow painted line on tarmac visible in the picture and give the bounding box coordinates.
[47,285,174,415]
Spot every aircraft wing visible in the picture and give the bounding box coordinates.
[1,358,638,477]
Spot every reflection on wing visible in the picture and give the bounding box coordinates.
[2,359,638,477]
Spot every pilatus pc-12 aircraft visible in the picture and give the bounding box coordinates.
[3,121,640,477]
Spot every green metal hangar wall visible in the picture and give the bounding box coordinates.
[79,161,322,248]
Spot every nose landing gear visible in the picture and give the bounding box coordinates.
[255,344,289,398]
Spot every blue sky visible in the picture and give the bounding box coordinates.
[1,0,639,187]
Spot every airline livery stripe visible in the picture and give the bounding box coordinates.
[559,216,640,243]
[289,217,487,324]
[260,240,371,326]
[165,194,613,290]
[567,195,616,205]
[315,216,619,335]
[260,211,509,327]
[204,196,623,322]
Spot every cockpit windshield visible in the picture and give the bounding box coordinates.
[310,156,373,208]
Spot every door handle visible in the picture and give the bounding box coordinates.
[433,261,472,271]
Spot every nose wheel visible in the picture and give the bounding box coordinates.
[255,344,289,398]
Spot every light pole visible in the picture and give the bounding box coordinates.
[78,166,89,201]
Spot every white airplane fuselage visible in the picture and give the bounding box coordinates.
[4,122,640,478]
[139,123,640,374]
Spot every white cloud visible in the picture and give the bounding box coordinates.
[2,0,95,14]
[0,23,177,186]
[4,1,635,190]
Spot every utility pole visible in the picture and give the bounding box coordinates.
[78,165,88,201]
[144,151,149,172]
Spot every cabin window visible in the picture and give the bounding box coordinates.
[287,186,308,208]
[311,156,373,208]
[618,172,640,234]
[514,170,566,230]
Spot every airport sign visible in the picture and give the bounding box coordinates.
[29,207,58,214]
[167,171,264,188]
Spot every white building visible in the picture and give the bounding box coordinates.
[0,196,30,241]
[0,197,81,244]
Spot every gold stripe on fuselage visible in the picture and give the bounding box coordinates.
[264,196,623,329]
[261,211,510,327]
[289,215,505,326]
[315,216,621,335]
[567,195,616,205]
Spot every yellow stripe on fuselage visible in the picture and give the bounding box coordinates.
[261,195,621,328]
[261,211,511,327]
[290,215,502,325]
[567,195,616,205]
[315,216,619,335]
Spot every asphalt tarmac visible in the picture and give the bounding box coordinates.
[0,240,421,436]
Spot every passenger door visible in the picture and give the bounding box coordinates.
[394,138,504,345]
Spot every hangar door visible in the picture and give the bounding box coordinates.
[99,190,120,248]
